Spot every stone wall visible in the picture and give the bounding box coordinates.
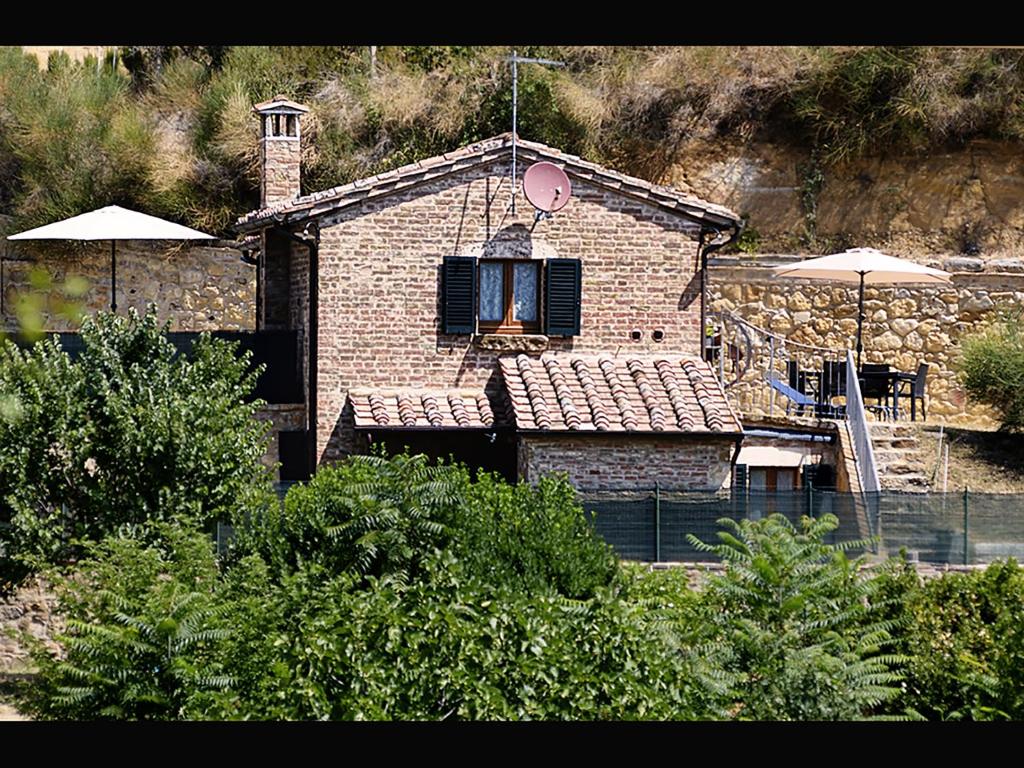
[310,158,706,464]
[1,238,254,333]
[0,577,60,672]
[708,257,1022,426]
[518,435,735,492]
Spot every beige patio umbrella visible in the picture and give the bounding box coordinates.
[772,247,952,368]
[6,205,214,312]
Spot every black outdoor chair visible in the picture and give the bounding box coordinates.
[859,363,895,420]
[821,360,847,400]
[897,363,929,421]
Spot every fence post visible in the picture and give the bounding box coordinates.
[963,486,970,566]
[654,481,661,563]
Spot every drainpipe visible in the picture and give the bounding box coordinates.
[698,221,742,357]
[275,222,320,478]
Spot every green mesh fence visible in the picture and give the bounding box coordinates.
[581,489,1024,565]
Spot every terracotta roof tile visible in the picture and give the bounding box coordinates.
[498,353,742,434]
[350,388,501,429]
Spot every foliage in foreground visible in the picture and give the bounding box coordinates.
[689,515,907,720]
[28,451,919,721]
[237,453,619,598]
[18,446,1024,721]
[875,558,1024,720]
[0,308,274,589]
[959,312,1024,431]
[23,522,231,720]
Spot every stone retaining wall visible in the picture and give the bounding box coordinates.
[0,578,60,672]
[708,257,1021,426]
[1,239,255,333]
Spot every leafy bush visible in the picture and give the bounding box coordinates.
[878,558,1024,720]
[960,313,1024,431]
[24,521,232,720]
[453,472,620,599]
[236,451,618,598]
[0,308,274,587]
[237,452,467,582]
[204,552,699,721]
[689,514,906,720]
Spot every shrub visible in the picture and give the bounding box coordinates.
[960,312,1024,431]
[879,558,1024,720]
[236,451,618,598]
[0,308,274,587]
[453,472,620,599]
[204,551,698,721]
[689,514,906,720]
[237,452,468,582]
[24,521,232,720]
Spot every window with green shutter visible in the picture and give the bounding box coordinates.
[442,256,477,334]
[442,256,582,337]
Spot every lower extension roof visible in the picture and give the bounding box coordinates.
[499,353,742,435]
[349,388,499,429]
[349,353,742,436]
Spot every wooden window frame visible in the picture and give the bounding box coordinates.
[478,259,541,335]
[748,467,801,492]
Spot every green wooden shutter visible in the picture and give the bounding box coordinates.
[544,258,581,336]
[442,256,477,334]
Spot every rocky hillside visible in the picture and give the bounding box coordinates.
[676,138,1024,265]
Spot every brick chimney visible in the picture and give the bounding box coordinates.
[254,95,309,207]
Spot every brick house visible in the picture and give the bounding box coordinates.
[235,96,746,492]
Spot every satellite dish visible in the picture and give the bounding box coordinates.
[523,162,572,215]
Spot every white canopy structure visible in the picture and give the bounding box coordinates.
[6,205,214,312]
[772,247,952,368]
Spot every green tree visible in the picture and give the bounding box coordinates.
[689,514,906,720]
[0,308,274,588]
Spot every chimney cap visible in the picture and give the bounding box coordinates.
[253,95,310,115]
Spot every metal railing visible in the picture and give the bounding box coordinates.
[845,350,881,541]
[583,488,1024,565]
[845,350,881,495]
[707,310,850,419]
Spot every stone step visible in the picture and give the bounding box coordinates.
[873,451,927,466]
[869,424,915,438]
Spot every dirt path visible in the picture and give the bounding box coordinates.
[0,701,28,721]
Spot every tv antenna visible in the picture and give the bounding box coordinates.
[506,50,565,214]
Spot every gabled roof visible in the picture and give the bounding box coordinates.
[235,133,741,233]
[499,353,743,435]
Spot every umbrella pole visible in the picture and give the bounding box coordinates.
[856,271,865,370]
[110,240,117,313]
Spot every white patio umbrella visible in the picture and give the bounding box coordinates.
[772,247,952,368]
[6,205,214,312]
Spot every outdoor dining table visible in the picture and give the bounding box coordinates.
[857,369,918,421]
